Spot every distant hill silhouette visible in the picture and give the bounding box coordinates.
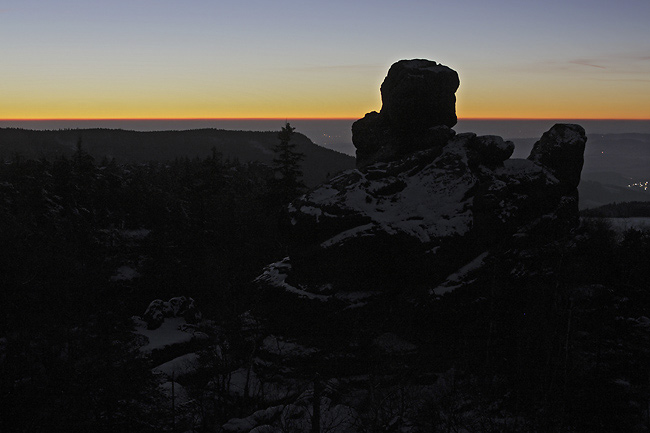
[0,128,355,187]
[581,200,650,218]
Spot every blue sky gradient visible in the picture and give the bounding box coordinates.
[1,0,649,119]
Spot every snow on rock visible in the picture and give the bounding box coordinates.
[299,205,323,221]
[432,251,489,296]
[293,136,477,247]
[278,123,584,295]
[158,380,191,405]
[135,317,199,353]
[320,223,374,248]
[153,352,199,378]
[255,258,330,301]
[257,59,586,331]
[142,296,202,330]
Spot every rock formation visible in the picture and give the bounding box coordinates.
[245,61,600,432]
[143,296,201,330]
[381,59,460,130]
[258,59,587,301]
[528,123,586,190]
[352,59,460,168]
[280,124,585,295]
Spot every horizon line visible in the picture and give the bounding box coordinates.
[0,117,358,122]
[2,117,650,122]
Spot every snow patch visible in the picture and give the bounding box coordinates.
[158,380,191,404]
[321,224,374,247]
[304,141,477,247]
[255,258,329,301]
[153,352,199,377]
[135,317,196,353]
[300,205,323,221]
[432,251,489,296]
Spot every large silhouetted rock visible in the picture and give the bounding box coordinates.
[259,123,586,300]
[352,59,460,168]
[528,123,586,190]
[381,59,460,130]
[256,60,586,342]
[248,62,594,429]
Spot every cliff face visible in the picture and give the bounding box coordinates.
[261,59,586,300]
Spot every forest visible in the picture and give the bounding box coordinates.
[1,131,650,432]
[0,135,298,431]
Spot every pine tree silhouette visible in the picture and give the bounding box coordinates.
[271,122,305,203]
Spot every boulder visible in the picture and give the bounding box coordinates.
[143,297,201,330]
[143,299,174,330]
[380,59,460,130]
[467,135,515,168]
[528,123,587,190]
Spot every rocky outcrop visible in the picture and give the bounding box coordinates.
[528,123,586,190]
[246,62,594,433]
[257,59,586,329]
[143,296,201,330]
[352,59,460,168]
[381,59,460,130]
[280,124,586,296]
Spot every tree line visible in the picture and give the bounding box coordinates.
[0,124,306,432]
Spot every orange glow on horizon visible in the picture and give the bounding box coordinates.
[0,112,370,121]
[458,117,650,121]
[2,116,649,121]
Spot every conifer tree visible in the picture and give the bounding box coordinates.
[271,122,306,203]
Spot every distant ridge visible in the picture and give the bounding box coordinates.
[0,128,355,187]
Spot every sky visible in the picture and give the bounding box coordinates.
[1,0,649,120]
